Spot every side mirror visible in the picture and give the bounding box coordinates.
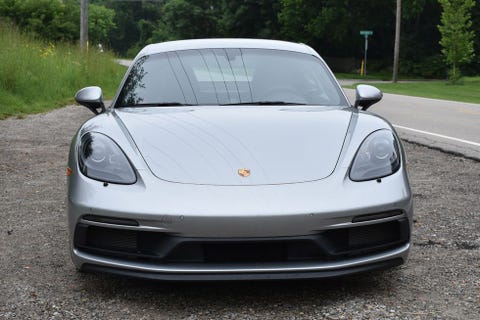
[75,86,106,115]
[354,84,382,111]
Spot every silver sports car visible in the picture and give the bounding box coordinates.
[68,39,412,280]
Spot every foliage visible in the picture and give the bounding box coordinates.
[0,0,77,41]
[438,0,476,83]
[94,0,163,55]
[0,0,115,44]
[88,4,116,45]
[467,1,480,75]
[150,0,219,42]
[400,54,446,79]
[218,0,281,38]
[399,1,443,77]
[0,22,126,119]
[1,0,480,78]
[278,0,396,58]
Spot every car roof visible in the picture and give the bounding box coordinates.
[137,38,319,58]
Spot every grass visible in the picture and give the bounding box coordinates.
[0,22,126,119]
[345,77,480,104]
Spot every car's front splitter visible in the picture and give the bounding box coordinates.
[81,258,404,281]
[73,242,409,281]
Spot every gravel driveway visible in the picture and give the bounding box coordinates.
[0,106,479,320]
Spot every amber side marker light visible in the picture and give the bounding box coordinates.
[66,167,73,176]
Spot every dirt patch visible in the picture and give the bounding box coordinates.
[0,106,479,319]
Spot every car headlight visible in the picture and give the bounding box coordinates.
[350,129,401,181]
[78,132,136,184]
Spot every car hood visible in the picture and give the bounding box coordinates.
[116,106,352,185]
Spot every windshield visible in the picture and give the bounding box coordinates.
[115,48,348,107]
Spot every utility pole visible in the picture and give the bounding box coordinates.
[80,0,88,50]
[392,0,401,83]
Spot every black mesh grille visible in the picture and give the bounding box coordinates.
[349,221,399,248]
[86,227,137,252]
[167,240,323,263]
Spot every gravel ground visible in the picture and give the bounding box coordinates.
[0,106,479,320]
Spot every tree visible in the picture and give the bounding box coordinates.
[0,0,115,45]
[218,0,281,38]
[150,0,219,42]
[0,0,78,42]
[278,0,397,59]
[438,0,476,82]
[88,4,115,45]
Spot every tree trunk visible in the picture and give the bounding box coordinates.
[392,0,401,83]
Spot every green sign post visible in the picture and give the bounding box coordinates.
[360,30,373,37]
[360,30,373,76]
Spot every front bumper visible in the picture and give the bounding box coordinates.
[71,214,411,280]
[68,156,412,280]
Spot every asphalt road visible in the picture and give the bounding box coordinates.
[116,59,132,67]
[343,87,480,160]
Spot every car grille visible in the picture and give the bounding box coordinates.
[74,218,410,263]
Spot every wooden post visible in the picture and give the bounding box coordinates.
[80,0,88,50]
[393,0,401,83]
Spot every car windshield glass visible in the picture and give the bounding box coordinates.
[115,48,348,107]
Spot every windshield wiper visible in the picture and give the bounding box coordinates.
[221,101,306,106]
[123,102,194,107]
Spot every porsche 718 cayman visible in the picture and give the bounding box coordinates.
[68,39,413,280]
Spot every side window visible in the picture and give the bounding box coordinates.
[116,53,194,106]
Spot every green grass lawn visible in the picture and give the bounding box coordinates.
[0,22,126,119]
[344,77,480,104]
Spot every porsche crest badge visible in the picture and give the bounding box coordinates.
[238,168,251,177]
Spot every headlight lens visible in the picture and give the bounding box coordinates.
[78,132,136,184]
[350,130,401,181]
